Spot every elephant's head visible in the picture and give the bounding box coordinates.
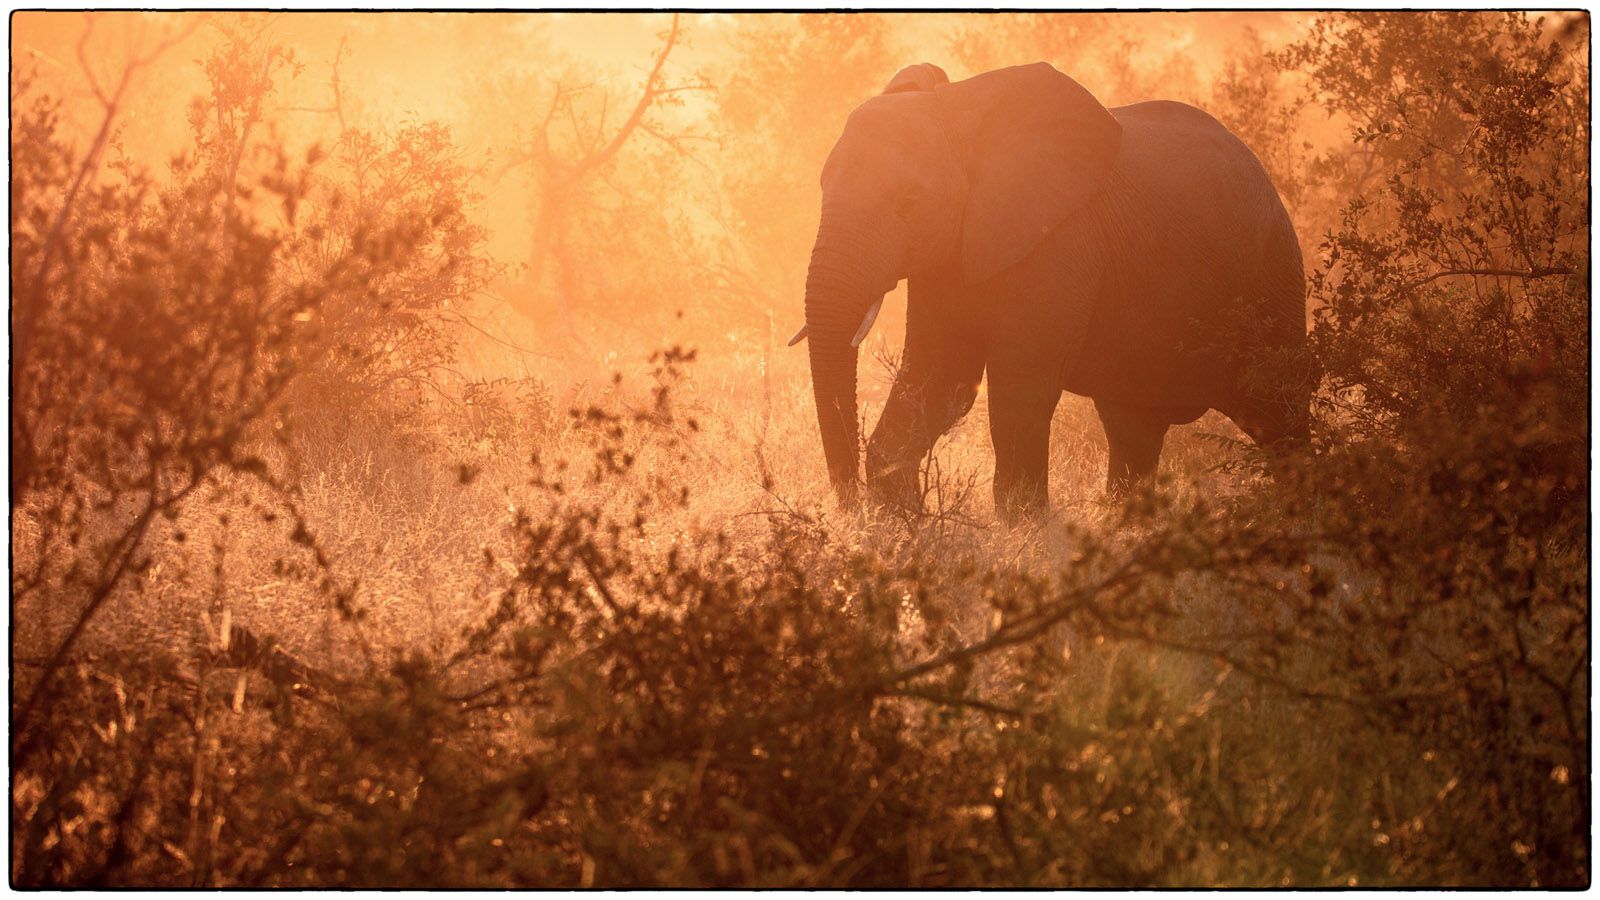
[793,62,1122,504]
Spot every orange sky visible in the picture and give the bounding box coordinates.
[13,11,1311,166]
[13,12,1315,275]
[10,10,1583,375]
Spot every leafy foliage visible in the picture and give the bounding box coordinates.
[287,121,498,412]
[1286,12,1589,884]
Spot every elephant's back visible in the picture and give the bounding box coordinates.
[1109,100,1289,240]
[1064,100,1302,407]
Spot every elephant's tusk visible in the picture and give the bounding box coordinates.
[786,297,880,348]
[851,298,883,348]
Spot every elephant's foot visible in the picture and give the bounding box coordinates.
[865,453,923,514]
[1104,472,1132,502]
[994,479,1049,524]
[1095,397,1169,502]
[1220,399,1313,488]
[1104,463,1157,500]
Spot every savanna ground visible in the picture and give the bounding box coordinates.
[9,10,1591,888]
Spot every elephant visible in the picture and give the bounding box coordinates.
[789,61,1312,520]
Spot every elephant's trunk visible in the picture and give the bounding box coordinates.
[803,213,891,504]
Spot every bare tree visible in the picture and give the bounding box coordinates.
[499,14,708,342]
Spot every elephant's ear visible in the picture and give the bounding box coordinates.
[883,62,949,94]
[936,63,1121,285]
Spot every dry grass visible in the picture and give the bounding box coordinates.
[17,338,1581,887]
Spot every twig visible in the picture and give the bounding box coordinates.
[13,475,198,764]
[886,688,1025,719]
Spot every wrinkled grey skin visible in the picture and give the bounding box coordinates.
[799,62,1310,520]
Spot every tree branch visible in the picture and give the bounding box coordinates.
[569,13,680,177]
[1391,266,1574,299]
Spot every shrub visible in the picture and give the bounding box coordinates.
[285,121,498,418]
[11,26,500,883]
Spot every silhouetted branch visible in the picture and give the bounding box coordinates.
[886,688,1025,719]
[26,16,199,314]
[1391,266,1575,298]
[279,36,347,129]
[571,13,682,177]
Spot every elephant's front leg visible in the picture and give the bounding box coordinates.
[979,230,1098,522]
[987,375,1060,521]
[864,277,985,512]
[866,372,980,509]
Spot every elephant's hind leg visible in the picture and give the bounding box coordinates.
[988,381,1060,521]
[1227,402,1309,451]
[1093,397,1170,498]
[1222,400,1311,486]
